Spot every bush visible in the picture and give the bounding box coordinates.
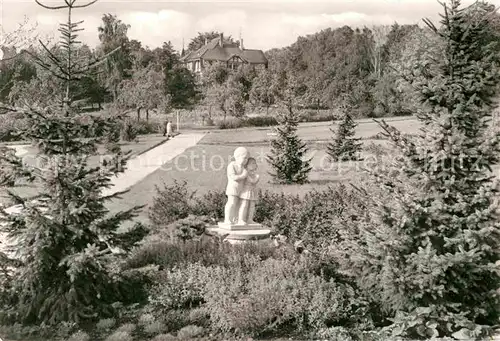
[244,115,278,127]
[190,190,226,221]
[149,182,226,229]
[149,180,197,228]
[96,318,116,332]
[116,323,136,334]
[149,263,211,312]
[363,142,389,158]
[177,325,206,339]
[104,331,133,341]
[143,320,167,336]
[133,119,160,135]
[255,186,362,250]
[125,236,283,271]
[299,110,335,123]
[203,255,370,337]
[66,331,91,341]
[171,215,212,242]
[151,333,176,341]
[217,116,278,129]
[121,119,138,142]
[0,113,28,142]
[217,117,245,129]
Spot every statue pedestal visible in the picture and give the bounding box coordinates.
[206,222,271,244]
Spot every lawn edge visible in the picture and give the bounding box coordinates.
[0,135,176,206]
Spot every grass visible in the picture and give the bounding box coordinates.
[105,117,420,225]
[105,144,396,225]
[0,134,170,207]
[200,116,420,145]
[1,116,420,224]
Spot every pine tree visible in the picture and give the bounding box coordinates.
[0,0,147,326]
[337,1,500,339]
[327,99,362,162]
[267,74,312,184]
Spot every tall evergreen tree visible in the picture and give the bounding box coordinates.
[327,99,363,161]
[267,74,312,184]
[0,0,147,326]
[337,1,500,339]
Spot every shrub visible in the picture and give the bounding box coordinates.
[104,331,133,341]
[190,190,226,221]
[121,119,138,142]
[159,310,192,333]
[244,115,278,127]
[143,320,167,336]
[255,186,362,250]
[299,110,335,123]
[134,119,160,135]
[187,307,210,327]
[96,318,116,332]
[363,142,389,158]
[149,180,196,228]
[148,263,210,312]
[66,331,91,341]
[138,313,156,327]
[203,255,369,337]
[125,234,285,271]
[217,117,245,129]
[151,333,177,341]
[177,325,206,339]
[0,114,28,142]
[116,323,136,334]
[171,215,212,242]
[253,190,301,226]
[216,116,279,129]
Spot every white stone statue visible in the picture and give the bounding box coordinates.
[237,157,260,224]
[210,148,268,240]
[223,147,249,224]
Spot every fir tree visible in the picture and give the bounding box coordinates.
[267,74,312,184]
[337,1,500,339]
[0,0,147,326]
[327,99,363,162]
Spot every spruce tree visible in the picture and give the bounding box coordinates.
[0,0,147,326]
[337,1,500,339]
[267,74,312,184]
[327,99,362,161]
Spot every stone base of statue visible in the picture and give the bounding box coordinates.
[206,222,271,244]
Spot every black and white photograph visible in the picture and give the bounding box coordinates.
[0,0,500,340]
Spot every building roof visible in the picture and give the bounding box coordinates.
[180,37,268,65]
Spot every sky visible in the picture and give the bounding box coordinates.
[0,0,497,53]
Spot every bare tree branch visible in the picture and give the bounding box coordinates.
[34,0,68,10]
[73,0,99,8]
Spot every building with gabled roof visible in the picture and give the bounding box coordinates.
[179,33,268,74]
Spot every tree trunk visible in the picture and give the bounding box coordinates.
[137,107,141,121]
[146,109,149,122]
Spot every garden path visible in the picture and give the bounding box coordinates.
[0,133,206,254]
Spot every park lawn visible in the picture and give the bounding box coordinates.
[200,116,420,145]
[105,140,392,225]
[0,135,169,207]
